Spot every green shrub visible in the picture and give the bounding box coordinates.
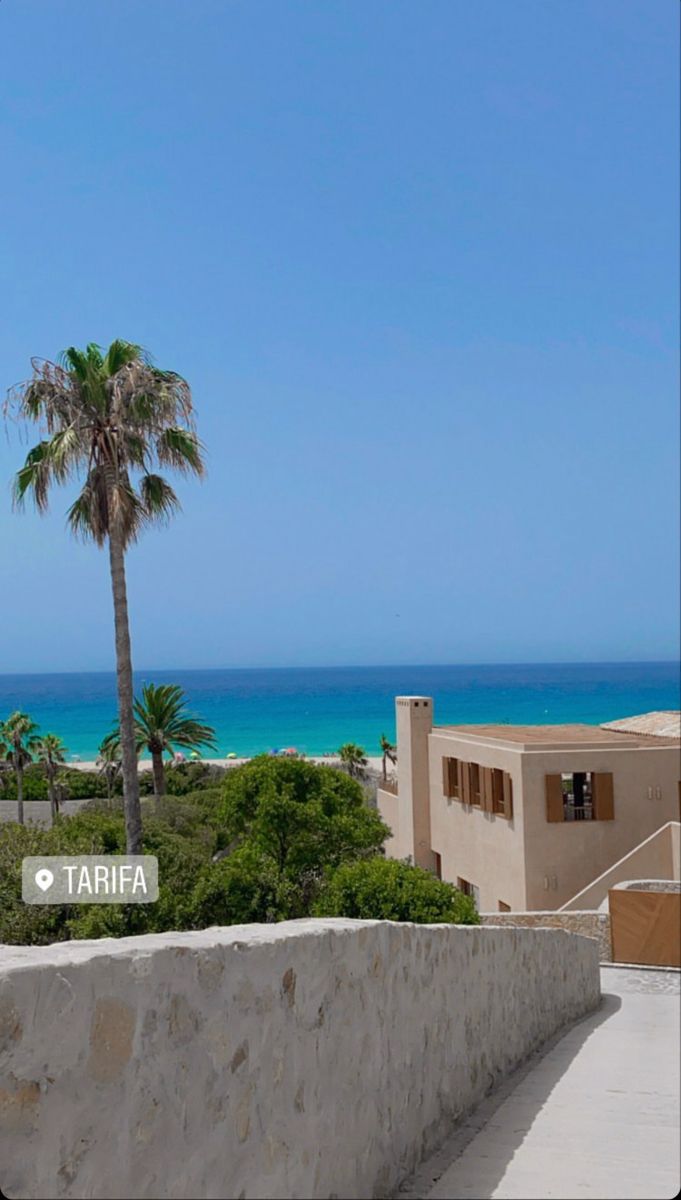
[0,814,125,945]
[0,766,111,802]
[313,857,480,924]
[189,844,295,927]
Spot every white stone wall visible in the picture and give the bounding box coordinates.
[0,799,94,826]
[0,918,601,1200]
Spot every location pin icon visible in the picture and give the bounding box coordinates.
[35,868,54,892]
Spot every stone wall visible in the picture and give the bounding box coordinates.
[0,799,94,827]
[0,918,601,1200]
[480,910,612,962]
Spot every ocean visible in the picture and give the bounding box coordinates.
[0,662,678,762]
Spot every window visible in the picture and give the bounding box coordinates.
[546,772,614,822]
[433,852,442,879]
[563,772,593,820]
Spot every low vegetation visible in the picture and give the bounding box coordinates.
[0,757,478,945]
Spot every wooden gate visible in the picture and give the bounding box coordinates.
[609,887,681,968]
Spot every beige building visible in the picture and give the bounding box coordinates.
[377,697,681,912]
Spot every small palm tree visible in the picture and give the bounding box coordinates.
[7,340,205,853]
[0,711,40,824]
[96,736,122,806]
[35,733,67,823]
[338,742,369,779]
[107,684,217,807]
[379,733,397,782]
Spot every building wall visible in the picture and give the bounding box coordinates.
[520,747,680,910]
[558,822,680,912]
[428,732,528,912]
[0,919,601,1200]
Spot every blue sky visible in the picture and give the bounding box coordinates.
[0,0,678,672]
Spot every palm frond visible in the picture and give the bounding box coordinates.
[138,474,180,524]
[102,340,147,377]
[155,427,205,476]
[13,442,53,511]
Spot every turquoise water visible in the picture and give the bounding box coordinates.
[0,662,678,761]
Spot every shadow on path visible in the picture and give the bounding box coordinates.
[397,992,623,1200]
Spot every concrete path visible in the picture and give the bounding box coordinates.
[399,967,680,1200]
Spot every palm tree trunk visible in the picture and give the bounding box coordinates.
[151,749,166,809]
[108,528,143,854]
[16,756,24,825]
[47,773,56,825]
[382,753,387,782]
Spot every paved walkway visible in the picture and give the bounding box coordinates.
[399,967,680,1200]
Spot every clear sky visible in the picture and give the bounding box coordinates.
[0,0,678,673]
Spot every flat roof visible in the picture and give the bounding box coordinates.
[436,722,680,749]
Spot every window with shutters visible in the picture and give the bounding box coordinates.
[545,771,614,822]
[442,757,460,799]
[491,768,505,814]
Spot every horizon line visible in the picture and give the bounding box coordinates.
[0,658,679,680]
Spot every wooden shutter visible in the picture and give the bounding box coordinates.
[502,772,514,819]
[481,766,494,812]
[592,772,614,821]
[442,757,451,797]
[545,774,564,822]
[461,761,471,805]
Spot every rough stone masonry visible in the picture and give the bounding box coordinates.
[0,918,601,1199]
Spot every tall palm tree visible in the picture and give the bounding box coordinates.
[7,340,205,853]
[35,733,67,822]
[0,711,40,825]
[107,683,217,807]
[338,742,369,779]
[96,736,122,806]
[379,733,396,782]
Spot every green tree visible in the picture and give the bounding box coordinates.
[104,683,217,807]
[379,733,396,782]
[218,756,388,912]
[8,340,205,853]
[34,733,67,822]
[314,857,480,924]
[0,712,40,825]
[338,742,369,779]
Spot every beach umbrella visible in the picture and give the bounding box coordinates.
[227,752,237,759]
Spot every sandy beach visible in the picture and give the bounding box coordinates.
[69,755,389,775]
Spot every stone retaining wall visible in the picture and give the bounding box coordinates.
[480,910,612,961]
[0,799,94,827]
[0,918,601,1199]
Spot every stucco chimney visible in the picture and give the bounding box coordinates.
[395,696,435,871]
